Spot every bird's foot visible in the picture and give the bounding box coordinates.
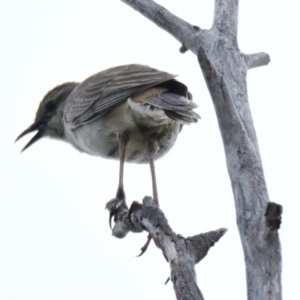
[105,197,128,229]
[106,198,153,255]
[129,202,152,256]
[137,233,152,257]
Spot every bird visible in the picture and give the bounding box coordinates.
[16,64,200,226]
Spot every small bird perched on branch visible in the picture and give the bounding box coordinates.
[16,64,200,224]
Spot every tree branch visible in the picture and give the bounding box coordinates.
[245,52,271,69]
[120,1,282,299]
[121,0,202,54]
[107,196,227,300]
[213,0,239,38]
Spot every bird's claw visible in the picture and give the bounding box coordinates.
[105,198,128,229]
[128,202,152,256]
[128,201,143,225]
[106,198,152,256]
[137,233,152,257]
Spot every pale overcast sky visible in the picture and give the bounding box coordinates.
[1,1,299,299]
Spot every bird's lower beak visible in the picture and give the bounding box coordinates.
[15,122,46,152]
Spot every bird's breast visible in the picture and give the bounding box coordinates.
[64,101,180,163]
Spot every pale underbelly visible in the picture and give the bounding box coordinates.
[65,119,180,163]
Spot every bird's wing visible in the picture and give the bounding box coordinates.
[131,87,200,124]
[148,92,200,124]
[64,64,176,128]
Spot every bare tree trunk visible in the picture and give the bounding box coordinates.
[120,0,282,299]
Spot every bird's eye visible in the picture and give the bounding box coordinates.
[46,101,56,112]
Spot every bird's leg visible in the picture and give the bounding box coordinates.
[137,140,159,256]
[106,131,129,227]
[116,131,129,203]
[147,140,160,206]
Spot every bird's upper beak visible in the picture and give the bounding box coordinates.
[15,121,46,152]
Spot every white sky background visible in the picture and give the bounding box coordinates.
[0,0,299,299]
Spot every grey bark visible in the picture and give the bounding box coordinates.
[107,196,227,300]
[120,0,282,299]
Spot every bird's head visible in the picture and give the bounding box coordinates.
[16,82,78,151]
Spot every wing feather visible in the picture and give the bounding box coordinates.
[140,92,200,124]
[64,64,176,127]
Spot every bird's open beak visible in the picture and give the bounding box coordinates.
[15,122,46,152]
